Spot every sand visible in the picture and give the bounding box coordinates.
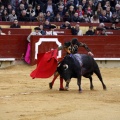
[0,64,120,120]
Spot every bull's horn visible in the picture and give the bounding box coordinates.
[63,64,68,70]
[57,63,61,67]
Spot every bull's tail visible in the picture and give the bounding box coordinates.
[93,64,107,90]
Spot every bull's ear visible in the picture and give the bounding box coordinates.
[63,64,68,70]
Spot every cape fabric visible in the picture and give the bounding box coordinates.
[30,49,58,78]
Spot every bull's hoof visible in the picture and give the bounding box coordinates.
[103,85,107,90]
[90,86,94,90]
[59,88,65,91]
[49,82,53,89]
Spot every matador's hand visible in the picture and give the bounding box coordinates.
[88,51,94,57]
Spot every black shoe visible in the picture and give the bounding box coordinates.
[49,82,52,89]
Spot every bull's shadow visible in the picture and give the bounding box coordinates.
[57,54,107,92]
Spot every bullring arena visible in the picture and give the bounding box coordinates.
[0,22,120,120]
[0,62,120,120]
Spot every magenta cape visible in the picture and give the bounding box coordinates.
[30,49,58,78]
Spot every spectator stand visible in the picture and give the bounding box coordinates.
[1,21,120,33]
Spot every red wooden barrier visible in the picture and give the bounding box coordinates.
[2,28,32,35]
[30,36,120,65]
[0,35,120,65]
[46,29,72,35]
[0,35,28,59]
[95,29,120,35]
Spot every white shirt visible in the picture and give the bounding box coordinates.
[46,31,57,35]
[0,32,6,35]
[77,29,83,36]
[27,31,42,42]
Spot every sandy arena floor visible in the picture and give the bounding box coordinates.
[0,64,120,120]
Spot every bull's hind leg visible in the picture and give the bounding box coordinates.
[94,69,107,90]
[89,76,94,90]
[77,76,82,92]
[84,75,94,90]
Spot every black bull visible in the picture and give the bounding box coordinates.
[57,54,107,92]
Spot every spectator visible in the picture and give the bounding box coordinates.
[43,19,56,29]
[43,0,57,16]
[90,14,100,23]
[110,13,119,23]
[28,0,37,8]
[99,10,110,23]
[27,27,42,42]
[109,23,120,30]
[71,24,83,36]
[95,2,102,11]
[19,0,28,10]
[10,0,20,10]
[85,5,94,17]
[10,19,21,28]
[67,5,75,21]
[110,0,117,12]
[100,28,108,36]
[0,27,6,35]
[2,0,10,8]
[8,9,17,22]
[82,13,90,23]
[63,11,71,22]
[76,5,84,18]
[18,10,30,21]
[54,13,63,22]
[1,9,9,21]
[106,6,112,18]
[39,24,46,35]
[16,3,25,17]
[35,4,43,17]
[25,27,42,64]
[35,12,45,22]
[7,4,13,14]
[56,5,64,17]
[72,12,81,22]
[79,0,88,12]
[60,21,71,29]
[45,11,54,22]
[85,26,95,35]
[88,0,96,12]
[103,0,111,10]
[95,2,103,16]
[114,4,120,18]
[0,5,5,17]
[26,4,35,21]
[66,0,75,11]
[96,23,109,31]
[56,0,65,10]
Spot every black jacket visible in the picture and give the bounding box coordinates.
[85,30,95,35]
[10,24,21,28]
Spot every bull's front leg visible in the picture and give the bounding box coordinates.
[77,76,82,92]
[65,79,71,91]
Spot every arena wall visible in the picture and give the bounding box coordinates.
[0,35,120,68]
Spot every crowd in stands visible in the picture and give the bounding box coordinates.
[0,0,120,36]
[0,0,120,23]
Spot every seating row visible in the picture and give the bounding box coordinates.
[1,28,120,35]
